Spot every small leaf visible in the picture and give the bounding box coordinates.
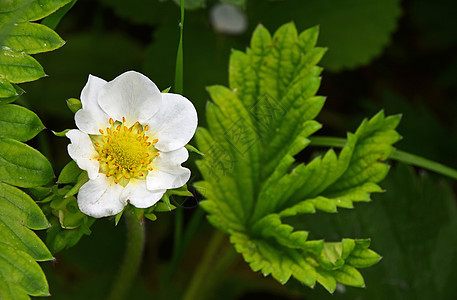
[0,78,16,98]
[0,84,24,105]
[0,137,54,187]
[333,265,365,288]
[0,104,45,142]
[57,160,82,184]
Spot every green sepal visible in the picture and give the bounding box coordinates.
[58,160,82,184]
[114,209,125,226]
[52,128,70,137]
[144,213,157,221]
[66,98,82,113]
[185,144,204,156]
[64,171,89,198]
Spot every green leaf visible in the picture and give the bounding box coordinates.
[0,243,50,299]
[57,160,82,184]
[0,104,45,142]
[0,137,54,188]
[196,22,401,292]
[0,47,45,83]
[0,182,52,260]
[1,22,65,54]
[0,0,72,23]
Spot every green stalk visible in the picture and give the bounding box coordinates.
[108,211,145,300]
[162,207,205,284]
[174,0,185,94]
[309,136,457,180]
[183,230,227,300]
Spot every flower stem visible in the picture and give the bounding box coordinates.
[183,229,228,300]
[107,211,145,300]
[309,136,457,180]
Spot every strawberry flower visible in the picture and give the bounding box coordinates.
[66,71,197,218]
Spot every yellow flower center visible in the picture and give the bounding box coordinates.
[92,117,159,187]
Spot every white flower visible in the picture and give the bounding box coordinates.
[66,71,198,218]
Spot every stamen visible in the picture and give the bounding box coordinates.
[94,118,159,186]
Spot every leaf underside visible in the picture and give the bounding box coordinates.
[195,23,401,293]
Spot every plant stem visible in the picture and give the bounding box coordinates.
[183,230,227,300]
[107,211,145,300]
[309,136,457,180]
[163,207,205,285]
[174,0,185,94]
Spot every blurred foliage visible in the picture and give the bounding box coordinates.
[286,164,457,299]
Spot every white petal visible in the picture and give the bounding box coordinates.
[66,129,99,180]
[77,175,125,218]
[147,147,191,190]
[121,179,165,208]
[146,93,198,152]
[75,74,110,134]
[97,71,162,124]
